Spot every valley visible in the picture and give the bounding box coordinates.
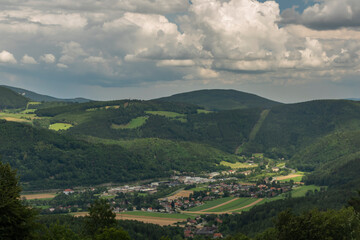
[1,86,360,239]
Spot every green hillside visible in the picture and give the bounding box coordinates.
[0,121,228,190]
[290,130,360,171]
[36,99,261,153]
[246,100,360,158]
[2,85,91,103]
[85,137,239,170]
[0,86,28,109]
[157,89,282,111]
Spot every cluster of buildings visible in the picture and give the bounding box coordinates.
[184,217,224,239]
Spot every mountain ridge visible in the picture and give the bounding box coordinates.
[1,85,92,103]
[156,89,282,111]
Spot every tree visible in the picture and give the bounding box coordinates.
[38,224,81,240]
[256,208,360,240]
[84,199,116,236]
[0,161,37,239]
[94,227,130,240]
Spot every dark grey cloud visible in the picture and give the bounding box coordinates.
[281,0,360,30]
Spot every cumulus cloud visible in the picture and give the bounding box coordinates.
[0,51,17,64]
[59,41,87,64]
[57,63,68,69]
[21,54,37,64]
[281,0,360,30]
[0,0,359,99]
[40,54,56,63]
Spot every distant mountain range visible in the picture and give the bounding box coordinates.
[1,85,92,103]
[156,89,282,111]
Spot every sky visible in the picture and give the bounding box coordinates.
[0,0,360,103]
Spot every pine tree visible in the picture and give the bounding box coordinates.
[0,161,36,239]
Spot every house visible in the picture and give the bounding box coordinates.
[240,170,252,176]
[272,167,280,172]
[214,233,223,238]
[63,189,74,195]
[196,227,217,236]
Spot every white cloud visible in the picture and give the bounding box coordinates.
[156,59,195,67]
[40,54,56,63]
[29,13,88,29]
[0,50,17,64]
[21,54,37,64]
[0,0,359,98]
[59,41,87,64]
[281,0,360,30]
[57,63,68,68]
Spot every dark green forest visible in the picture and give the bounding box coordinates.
[156,89,282,110]
[0,121,229,189]
[0,86,28,109]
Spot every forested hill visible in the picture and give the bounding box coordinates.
[156,89,282,110]
[35,99,262,153]
[245,100,360,158]
[2,85,91,103]
[0,86,28,109]
[0,120,230,190]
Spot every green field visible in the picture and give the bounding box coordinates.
[0,112,35,123]
[278,176,304,182]
[197,109,213,114]
[49,123,73,131]
[119,211,194,219]
[264,185,322,203]
[189,186,208,192]
[111,116,149,129]
[276,162,286,168]
[145,111,186,118]
[187,197,235,212]
[207,198,258,212]
[220,161,258,169]
[291,185,322,197]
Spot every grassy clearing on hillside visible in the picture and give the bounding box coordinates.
[145,111,186,118]
[220,161,258,169]
[276,162,286,168]
[291,185,322,197]
[264,185,322,203]
[111,116,149,129]
[86,105,121,111]
[187,197,235,212]
[249,109,270,141]
[146,111,187,123]
[278,176,304,182]
[120,211,193,219]
[197,109,213,114]
[0,112,36,123]
[207,198,257,212]
[49,123,73,131]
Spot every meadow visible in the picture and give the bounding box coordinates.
[220,161,258,169]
